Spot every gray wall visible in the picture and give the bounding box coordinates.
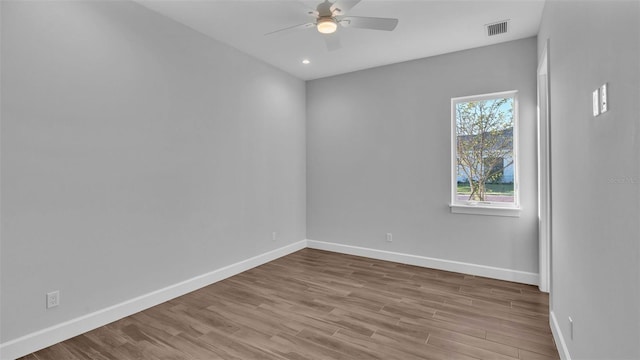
[307,38,539,274]
[1,1,306,342]
[538,1,640,358]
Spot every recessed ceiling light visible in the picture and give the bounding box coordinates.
[302,59,311,65]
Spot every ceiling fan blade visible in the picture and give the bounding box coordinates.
[264,22,315,36]
[289,0,319,17]
[330,0,361,15]
[323,34,341,52]
[337,16,398,31]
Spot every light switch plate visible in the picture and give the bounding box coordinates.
[600,83,608,113]
[592,89,600,116]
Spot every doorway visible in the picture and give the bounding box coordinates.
[537,40,551,294]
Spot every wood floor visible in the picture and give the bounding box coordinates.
[20,249,559,360]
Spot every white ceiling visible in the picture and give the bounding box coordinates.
[136,0,546,80]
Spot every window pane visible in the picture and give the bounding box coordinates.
[454,95,515,205]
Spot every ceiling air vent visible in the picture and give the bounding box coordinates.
[486,20,509,36]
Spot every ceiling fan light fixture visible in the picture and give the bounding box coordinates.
[317,18,337,34]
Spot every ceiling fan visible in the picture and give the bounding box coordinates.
[265,0,399,51]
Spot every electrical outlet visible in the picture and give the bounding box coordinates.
[46,291,60,309]
[272,232,277,241]
[568,316,573,340]
[386,233,393,242]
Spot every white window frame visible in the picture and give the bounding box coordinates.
[449,90,521,217]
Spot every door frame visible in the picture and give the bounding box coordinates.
[537,39,551,294]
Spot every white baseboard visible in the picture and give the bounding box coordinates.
[0,240,307,360]
[550,310,571,360]
[306,239,539,285]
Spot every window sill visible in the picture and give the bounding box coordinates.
[449,203,521,217]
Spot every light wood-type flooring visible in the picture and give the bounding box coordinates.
[20,249,559,359]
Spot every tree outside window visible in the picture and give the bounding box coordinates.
[452,92,517,206]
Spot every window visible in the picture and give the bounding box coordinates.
[450,91,519,216]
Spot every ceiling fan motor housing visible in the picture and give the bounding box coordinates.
[317,0,335,17]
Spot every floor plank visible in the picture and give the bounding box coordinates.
[21,249,559,359]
